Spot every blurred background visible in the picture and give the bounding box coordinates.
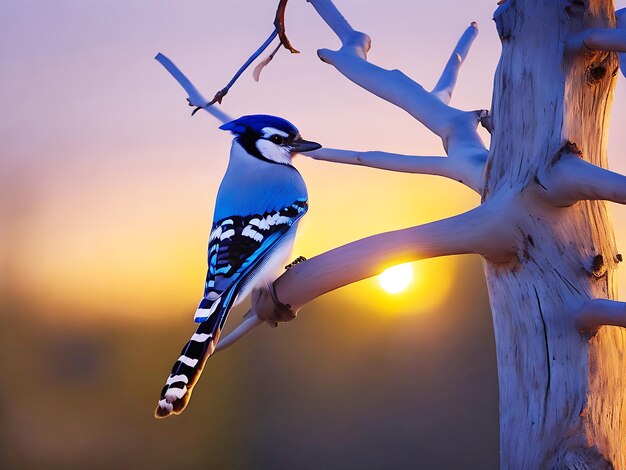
[1,0,625,468]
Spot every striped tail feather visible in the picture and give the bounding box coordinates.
[155,290,239,418]
[155,321,218,418]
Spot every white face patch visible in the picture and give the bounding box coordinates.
[261,127,289,138]
[255,139,292,165]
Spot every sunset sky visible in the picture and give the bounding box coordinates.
[2,0,626,321]
[2,1,626,467]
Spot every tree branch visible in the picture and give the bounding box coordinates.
[304,148,484,192]
[540,154,626,206]
[215,313,263,352]
[618,8,626,78]
[313,30,474,140]
[575,299,626,332]
[216,203,516,351]
[155,53,233,123]
[306,0,357,52]
[306,0,488,190]
[580,29,626,53]
[432,22,480,105]
[568,8,626,67]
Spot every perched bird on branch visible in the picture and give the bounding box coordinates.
[155,114,321,418]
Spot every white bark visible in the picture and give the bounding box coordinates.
[541,151,626,206]
[308,0,488,189]
[155,53,233,123]
[576,299,626,332]
[215,312,262,352]
[568,7,626,78]
[568,7,626,55]
[304,148,483,192]
[314,31,488,166]
[581,28,626,52]
[619,8,626,77]
[484,1,625,467]
[218,202,516,347]
[431,22,479,105]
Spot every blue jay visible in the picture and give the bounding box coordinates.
[156,114,321,418]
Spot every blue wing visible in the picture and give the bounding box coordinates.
[194,197,308,324]
[156,197,307,418]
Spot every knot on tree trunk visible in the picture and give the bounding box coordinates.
[591,254,608,278]
[551,141,583,167]
[584,50,618,85]
[565,0,588,18]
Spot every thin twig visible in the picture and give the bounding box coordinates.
[191,29,279,115]
[161,0,301,115]
[214,314,263,352]
[274,0,300,53]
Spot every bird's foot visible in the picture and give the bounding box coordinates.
[285,255,306,270]
[252,283,297,328]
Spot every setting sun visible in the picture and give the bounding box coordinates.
[379,263,414,294]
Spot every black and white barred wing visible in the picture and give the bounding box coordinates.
[194,197,308,322]
[155,198,307,419]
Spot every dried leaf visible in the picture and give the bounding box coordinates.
[252,43,282,82]
[253,55,275,82]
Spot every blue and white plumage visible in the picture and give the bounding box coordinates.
[155,114,320,418]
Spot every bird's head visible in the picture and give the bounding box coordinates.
[219,114,321,165]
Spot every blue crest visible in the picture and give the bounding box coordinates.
[219,114,299,137]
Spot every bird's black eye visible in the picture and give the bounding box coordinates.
[269,134,284,145]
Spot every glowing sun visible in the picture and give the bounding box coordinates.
[379,263,414,294]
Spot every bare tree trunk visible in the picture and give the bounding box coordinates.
[485,0,625,467]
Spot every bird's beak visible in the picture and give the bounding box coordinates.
[290,137,322,153]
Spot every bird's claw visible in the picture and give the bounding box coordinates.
[251,284,297,328]
[285,255,306,270]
